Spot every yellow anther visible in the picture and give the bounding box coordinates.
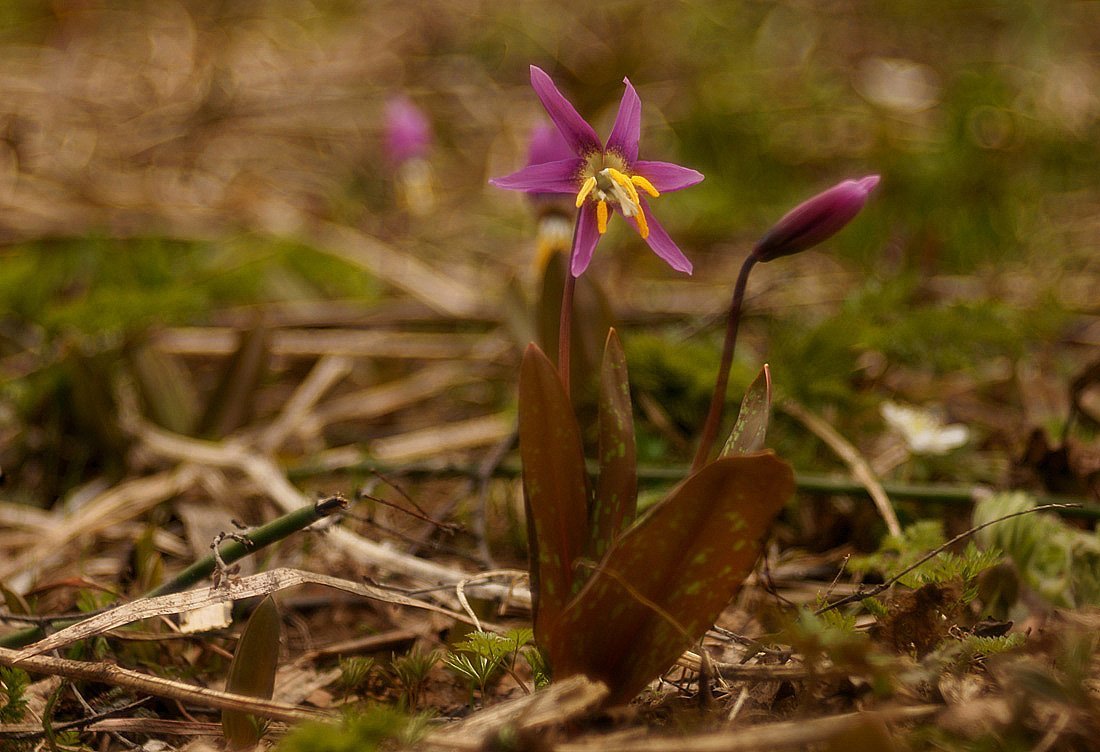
[606,168,641,209]
[631,175,660,198]
[575,176,597,208]
[634,204,650,239]
[596,200,609,234]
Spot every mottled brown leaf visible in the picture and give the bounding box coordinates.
[722,364,772,456]
[548,453,794,706]
[519,344,591,647]
[590,328,637,559]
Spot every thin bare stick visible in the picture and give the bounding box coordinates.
[0,646,328,724]
[815,503,1081,615]
[1,496,348,649]
[0,698,150,741]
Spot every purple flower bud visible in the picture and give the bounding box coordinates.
[384,96,432,166]
[753,175,880,262]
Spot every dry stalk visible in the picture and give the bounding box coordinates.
[131,418,533,606]
[422,675,608,750]
[11,567,480,661]
[550,705,940,752]
[0,466,200,585]
[781,399,902,537]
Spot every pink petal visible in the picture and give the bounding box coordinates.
[570,202,602,277]
[526,123,576,167]
[633,160,704,193]
[625,200,693,274]
[489,157,582,194]
[529,66,601,156]
[606,77,641,164]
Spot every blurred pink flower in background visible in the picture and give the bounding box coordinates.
[384,96,432,166]
[384,96,434,215]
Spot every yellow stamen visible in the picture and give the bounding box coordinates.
[631,175,660,198]
[634,204,649,239]
[606,168,641,209]
[575,176,597,208]
[596,200,609,234]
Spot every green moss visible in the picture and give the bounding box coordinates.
[276,705,426,752]
[0,235,381,340]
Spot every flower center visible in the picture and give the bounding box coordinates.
[574,153,660,239]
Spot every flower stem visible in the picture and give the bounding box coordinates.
[557,211,585,397]
[558,273,575,396]
[692,253,758,472]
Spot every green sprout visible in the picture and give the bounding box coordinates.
[389,648,443,709]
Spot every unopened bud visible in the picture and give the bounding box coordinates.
[753,175,880,262]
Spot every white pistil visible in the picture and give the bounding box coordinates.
[574,162,659,239]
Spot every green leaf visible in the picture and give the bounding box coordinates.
[518,344,591,649]
[222,595,281,749]
[590,328,638,559]
[547,453,794,706]
[721,364,772,456]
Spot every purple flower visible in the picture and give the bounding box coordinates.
[527,122,575,168]
[753,175,880,262]
[384,96,432,166]
[491,66,704,277]
[524,123,575,207]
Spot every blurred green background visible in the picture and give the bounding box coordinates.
[1,0,1097,504]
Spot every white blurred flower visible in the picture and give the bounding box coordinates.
[880,401,969,455]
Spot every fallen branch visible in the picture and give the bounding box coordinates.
[0,646,328,725]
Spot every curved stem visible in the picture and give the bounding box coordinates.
[692,253,758,472]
